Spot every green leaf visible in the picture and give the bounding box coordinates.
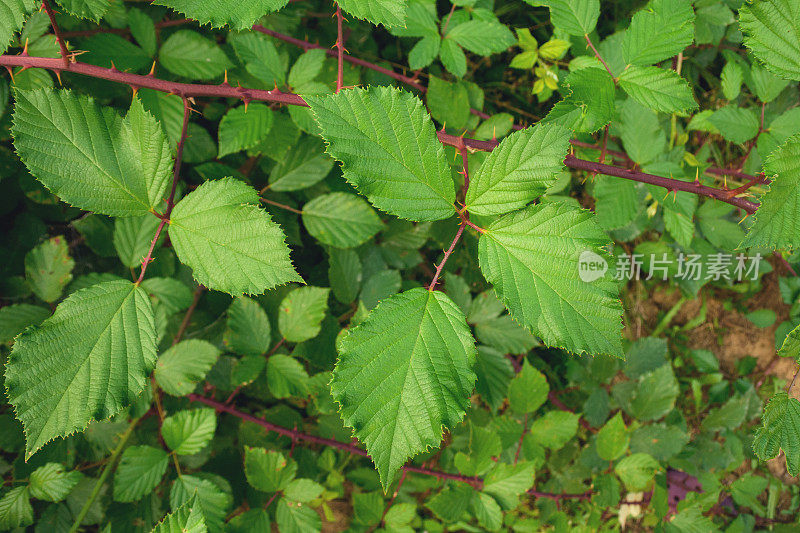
[0,304,50,344]
[529,0,600,36]
[616,364,679,421]
[244,447,297,492]
[409,34,440,70]
[168,178,301,295]
[336,0,407,27]
[615,453,660,491]
[266,354,310,398]
[154,0,289,29]
[13,90,173,217]
[25,235,75,303]
[328,248,362,304]
[753,391,800,475]
[466,122,571,216]
[218,104,273,158]
[454,424,501,476]
[618,66,697,113]
[748,62,790,103]
[477,202,623,356]
[230,31,287,87]
[331,288,477,488]
[426,484,472,522]
[596,412,629,461]
[1,0,36,54]
[114,446,169,502]
[708,106,760,144]
[0,486,33,530]
[302,193,383,248]
[114,214,162,269]
[152,494,207,533]
[306,86,456,221]
[482,462,536,509]
[720,61,744,100]
[162,408,217,455]
[284,479,324,503]
[740,134,800,250]
[739,0,800,81]
[427,76,471,130]
[5,280,157,458]
[474,346,514,411]
[169,476,231,533]
[278,286,330,343]
[223,297,271,357]
[439,37,467,77]
[777,323,800,359]
[275,496,322,532]
[82,33,152,72]
[268,135,333,191]
[528,411,579,450]
[543,67,616,133]
[446,21,515,56]
[621,0,695,66]
[141,278,193,315]
[159,30,232,80]
[470,492,503,531]
[508,360,549,415]
[155,340,221,396]
[56,0,109,20]
[29,463,82,502]
[288,49,326,89]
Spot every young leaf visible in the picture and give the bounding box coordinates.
[508,360,549,415]
[596,412,629,461]
[13,90,172,217]
[168,178,301,295]
[0,486,33,530]
[543,67,615,133]
[302,193,384,248]
[618,66,698,113]
[465,122,571,216]
[446,21,515,56]
[266,354,310,398]
[614,453,660,491]
[152,494,207,533]
[114,446,169,502]
[482,462,536,508]
[158,30,232,80]
[528,0,600,36]
[155,340,221,396]
[753,391,800,475]
[330,288,477,489]
[439,37,468,78]
[278,286,330,343]
[739,0,800,81]
[336,0,407,28]
[275,496,323,532]
[169,476,231,533]
[477,202,624,357]
[4,280,157,458]
[621,0,695,66]
[29,463,82,502]
[306,86,456,221]
[24,236,75,303]
[284,479,324,503]
[740,134,800,250]
[244,447,297,492]
[223,297,271,357]
[153,0,290,29]
[217,104,273,158]
[708,106,760,144]
[528,411,580,449]
[161,408,217,455]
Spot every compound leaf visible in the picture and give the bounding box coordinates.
[302,192,384,248]
[336,0,407,28]
[306,87,456,222]
[739,0,800,81]
[477,202,623,357]
[168,178,301,295]
[331,288,477,489]
[466,122,571,216]
[4,280,157,458]
[114,445,169,502]
[618,65,698,113]
[13,90,173,217]
[622,0,695,66]
[740,134,800,250]
[154,0,290,29]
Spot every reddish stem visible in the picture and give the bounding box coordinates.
[172,285,205,345]
[41,0,69,68]
[584,34,615,82]
[334,4,344,93]
[261,197,303,214]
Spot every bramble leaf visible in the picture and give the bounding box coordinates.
[13,90,173,217]
[159,30,232,80]
[477,202,623,356]
[114,446,169,502]
[56,0,109,21]
[446,21,515,56]
[152,494,207,533]
[0,486,32,530]
[306,87,456,221]
[4,280,157,458]
[218,104,273,158]
[527,0,600,36]
[168,178,301,295]
[331,288,477,489]
[162,408,217,455]
[336,0,407,28]
[618,66,698,113]
[153,0,290,30]
[465,123,571,216]
[29,463,82,502]
[753,391,800,476]
[621,0,695,66]
[278,286,330,343]
[155,340,221,396]
[223,297,271,357]
[244,447,297,492]
[24,236,74,303]
[739,0,800,81]
[302,193,384,248]
[740,134,800,250]
[0,0,36,54]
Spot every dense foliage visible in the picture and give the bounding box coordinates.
[1,0,800,531]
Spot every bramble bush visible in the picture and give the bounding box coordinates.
[1,0,800,530]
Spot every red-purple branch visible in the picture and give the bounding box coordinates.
[0,53,759,214]
[41,0,69,68]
